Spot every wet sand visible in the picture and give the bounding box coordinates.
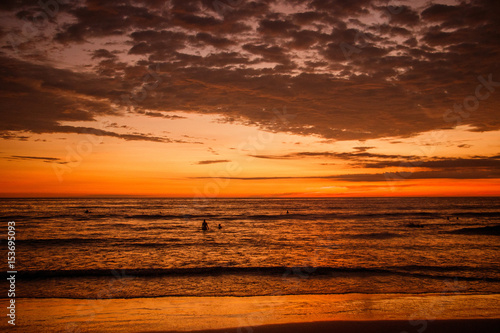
[157,319,500,333]
[4,294,500,332]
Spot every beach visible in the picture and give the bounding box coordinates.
[164,319,500,333]
[5,293,500,332]
[1,0,500,330]
[1,197,499,331]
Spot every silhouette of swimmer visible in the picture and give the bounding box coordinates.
[85,209,90,214]
[218,224,222,229]
[202,219,209,231]
[286,210,289,214]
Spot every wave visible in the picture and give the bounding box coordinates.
[16,238,104,245]
[15,237,187,247]
[449,225,500,235]
[454,212,500,217]
[4,210,500,222]
[348,232,403,239]
[0,215,31,220]
[123,211,500,221]
[11,265,500,282]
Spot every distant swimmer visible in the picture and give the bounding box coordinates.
[218,224,222,229]
[85,209,90,214]
[202,219,209,231]
[286,210,289,214]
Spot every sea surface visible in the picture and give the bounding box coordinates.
[1,197,499,299]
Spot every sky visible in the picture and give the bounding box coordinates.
[0,0,499,197]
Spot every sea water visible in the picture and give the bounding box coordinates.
[1,197,499,299]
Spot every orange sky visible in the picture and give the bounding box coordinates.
[1,116,498,197]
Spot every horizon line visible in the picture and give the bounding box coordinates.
[1,195,499,199]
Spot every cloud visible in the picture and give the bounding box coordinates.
[242,43,292,65]
[196,159,230,165]
[249,150,500,173]
[358,157,500,169]
[135,110,187,119]
[91,49,117,60]
[245,151,500,181]
[249,151,403,160]
[1,132,30,140]
[0,0,499,143]
[2,155,67,164]
[192,32,235,48]
[421,4,461,22]
[353,146,375,152]
[333,169,500,182]
[0,56,182,143]
[379,5,420,27]
[54,3,169,43]
[257,19,299,36]
[189,168,500,182]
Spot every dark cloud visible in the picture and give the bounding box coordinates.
[54,2,168,43]
[190,168,500,182]
[353,146,375,152]
[192,32,235,48]
[250,151,405,161]
[291,11,327,25]
[0,56,177,143]
[288,29,328,50]
[250,151,500,176]
[1,132,30,140]
[191,152,500,181]
[43,125,175,143]
[105,122,132,130]
[420,1,500,28]
[197,159,230,165]
[421,4,461,22]
[242,43,292,65]
[359,157,500,170]
[257,19,299,36]
[0,0,499,143]
[379,5,420,27]
[2,155,62,164]
[135,110,187,119]
[247,149,500,183]
[309,0,372,17]
[331,169,500,182]
[128,30,188,57]
[91,49,117,60]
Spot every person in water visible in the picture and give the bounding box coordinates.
[218,224,222,229]
[202,219,209,231]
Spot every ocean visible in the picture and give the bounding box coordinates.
[1,197,500,300]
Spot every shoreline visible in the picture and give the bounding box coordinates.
[6,290,498,299]
[2,293,499,332]
[154,319,500,333]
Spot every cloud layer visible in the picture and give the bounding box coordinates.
[0,0,499,143]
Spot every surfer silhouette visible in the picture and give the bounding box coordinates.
[218,224,222,229]
[202,219,209,231]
